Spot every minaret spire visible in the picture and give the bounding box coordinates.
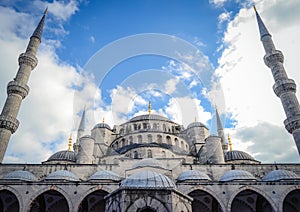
[255,7,300,156]
[74,107,86,153]
[0,9,47,163]
[216,108,228,152]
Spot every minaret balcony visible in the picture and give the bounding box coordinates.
[0,115,19,134]
[273,79,296,97]
[284,115,300,134]
[18,53,38,69]
[7,81,30,99]
[264,50,284,68]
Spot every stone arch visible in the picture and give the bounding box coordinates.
[166,136,171,145]
[280,186,300,212]
[184,186,226,211]
[28,186,73,211]
[134,150,139,159]
[148,134,153,143]
[157,134,162,143]
[138,135,142,143]
[174,200,190,212]
[126,196,169,212]
[0,186,22,212]
[227,186,276,212]
[77,189,109,212]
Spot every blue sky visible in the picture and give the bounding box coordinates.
[0,0,300,163]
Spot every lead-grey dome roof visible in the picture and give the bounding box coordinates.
[177,170,211,181]
[88,170,122,181]
[186,122,208,129]
[47,150,76,162]
[262,170,299,181]
[93,123,111,130]
[2,170,37,182]
[133,158,164,169]
[129,114,170,122]
[45,170,80,181]
[220,170,256,182]
[121,171,175,188]
[224,150,257,162]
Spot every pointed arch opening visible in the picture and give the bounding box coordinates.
[29,190,69,212]
[283,189,300,212]
[0,189,19,212]
[138,206,156,212]
[78,190,109,212]
[231,189,274,212]
[188,189,222,212]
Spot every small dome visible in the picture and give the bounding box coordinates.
[133,158,164,169]
[186,122,207,129]
[224,150,257,162]
[262,170,299,181]
[129,114,170,122]
[88,170,122,181]
[121,171,175,188]
[45,170,80,181]
[220,170,256,182]
[177,170,211,181]
[47,150,76,162]
[93,123,111,130]
[2,170,37,182]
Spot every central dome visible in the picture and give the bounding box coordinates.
[121,170,175,188]
[129,114,171,122]
[47,150,76,163]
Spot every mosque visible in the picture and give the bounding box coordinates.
[0,6,299,212]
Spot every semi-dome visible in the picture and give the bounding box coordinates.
[224,150,257,162]
[45,170,80,181]
[121,170,175,188]
[93,123,111,130]
[2,170,37,182]
[47,150,76,162]
[262,170,299,181]
[133,158,164,169]
[220,170,256,182]
[177,170,211,181]
[186,122,208,129]
[88,170,122,181]
[129,114,170,122]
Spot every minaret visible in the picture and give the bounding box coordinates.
[254,6,300,155]
[0,9,47,163]
[74,108,86,153]
[216,109,228,152]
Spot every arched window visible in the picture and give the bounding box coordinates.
[129,136,133,145]
[153,123,157,129]
[0,190,19,212]
[163,124,166,131]
[175,138,179,147]
[147,149,152,158]
[166,136,172,145]
[138,135,142,143]
[181,141,184,149]
[119,128,124,135]
[133,124,137,130]
[143,123,148,129]
[157,135,162,143]
[121,138,125,147]
[148,134,153,143]
[78,190,109,212]
[162,151,166,158]
[134,151,138,159]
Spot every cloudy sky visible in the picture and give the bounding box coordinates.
[0,0,300,163]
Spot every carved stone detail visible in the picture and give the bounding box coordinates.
[18,53,38,69]
[284,116,300,134]
[7,81,30,99]
[264,50,284,68]
[273,79,296,97]
[0,115,19,134]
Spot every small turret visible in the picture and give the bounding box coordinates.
[74,108,86,153]
[216,109,228,152]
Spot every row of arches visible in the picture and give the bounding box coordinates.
[112,134,189,151]
[1,188,299,211]
[118,122,180,135]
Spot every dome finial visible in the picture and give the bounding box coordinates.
[148,101,152,115]
[228,133,233,151]
[68,134,72,151]
[102,117,105,123]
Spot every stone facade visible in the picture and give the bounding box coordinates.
[0,7,299,212]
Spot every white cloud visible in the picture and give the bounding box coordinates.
[209,0,228,7]
[90,36,95,43]
[218,11,231,24]
[215,0,300,162]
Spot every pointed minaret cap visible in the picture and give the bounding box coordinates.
[253,5,271,40]
[78,107,86,131]
[228,134,233,151]
[148,101,152,115]
[31,7,48,42]
[216,108,223,131]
